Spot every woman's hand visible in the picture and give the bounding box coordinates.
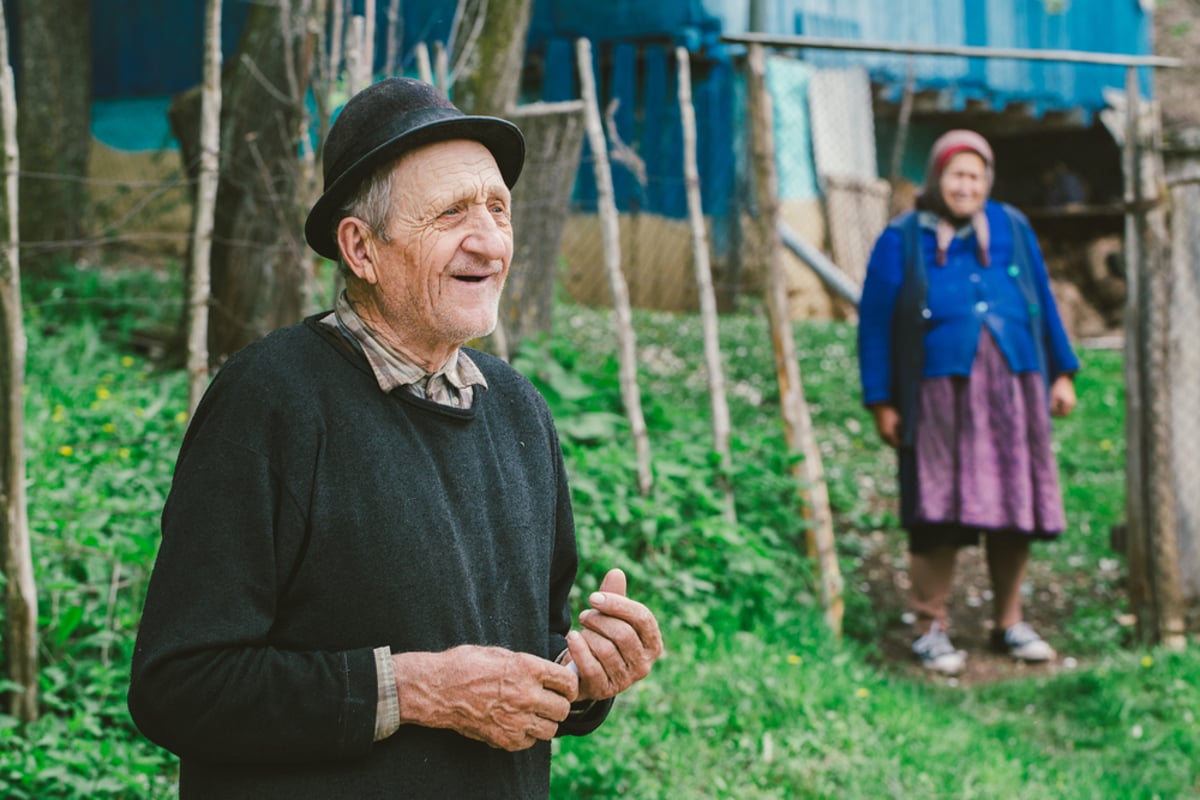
[1049,375,1076,417]
[870,404,901,448]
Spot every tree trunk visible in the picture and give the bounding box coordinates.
[15,0,90,277]
[0,2,37,722]
[172,0,322,363]
[450,0,533,115]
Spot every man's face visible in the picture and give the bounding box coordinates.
[366,139,513,364]
[938,151,989,218]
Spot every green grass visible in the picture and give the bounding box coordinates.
[4,265,1198,798]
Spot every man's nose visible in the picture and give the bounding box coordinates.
[462,205,510,260]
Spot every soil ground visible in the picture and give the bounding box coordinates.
[854,530,1112,686]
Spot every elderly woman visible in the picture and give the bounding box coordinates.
[857,129,1079,674]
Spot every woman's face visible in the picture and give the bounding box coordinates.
[938,151,989,218]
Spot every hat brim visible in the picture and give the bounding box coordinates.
[304,114,525,260]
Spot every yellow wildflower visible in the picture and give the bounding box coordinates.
[58,445,74,457]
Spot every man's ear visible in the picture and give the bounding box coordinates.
[336,217,379,284]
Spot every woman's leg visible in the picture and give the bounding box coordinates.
[984,531,1030,630]
[909,544,959,634]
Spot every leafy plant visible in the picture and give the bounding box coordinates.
[6,266,1195,799]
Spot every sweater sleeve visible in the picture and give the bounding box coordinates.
[128,366,378,765]
[857,224,907,406]
[1017,212,1081,378]
[541,400,615,737]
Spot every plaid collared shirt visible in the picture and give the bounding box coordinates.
[321,292,488,408]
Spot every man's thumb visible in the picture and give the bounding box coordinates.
[598,568,627,597]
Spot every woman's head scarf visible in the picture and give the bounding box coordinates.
[916,129,995,265]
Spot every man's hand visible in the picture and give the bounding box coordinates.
[565,568,663,702]
[870,403,901,449]
[392,645,577,752]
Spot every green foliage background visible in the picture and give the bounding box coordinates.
[2,267,1197,798]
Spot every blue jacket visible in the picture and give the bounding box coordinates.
[858,200,1079,414]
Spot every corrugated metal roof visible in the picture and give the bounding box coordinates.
[701,0,1154,116]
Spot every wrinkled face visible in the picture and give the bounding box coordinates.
[938,151,989,218]
[367,139,513,364]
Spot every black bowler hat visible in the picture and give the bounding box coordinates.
[304,77,526,260]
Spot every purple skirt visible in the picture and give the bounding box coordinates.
[912,329,1066,537]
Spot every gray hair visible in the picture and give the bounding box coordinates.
[332,163,396,274]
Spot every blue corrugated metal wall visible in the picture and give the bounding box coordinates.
[51,0,1153,222]
[537,38,736,219]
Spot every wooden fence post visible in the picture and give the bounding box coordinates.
[676,46,736,521]
[576,37,653,497]
[744,43,843,637]
[187,0,222,413]
[0,0,37,722]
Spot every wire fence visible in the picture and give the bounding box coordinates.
[14,34,1200,634]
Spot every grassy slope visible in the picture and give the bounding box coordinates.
[8,270,1199,798]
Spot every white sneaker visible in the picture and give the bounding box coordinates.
[912,622,967,674]
[991,621,1056,662]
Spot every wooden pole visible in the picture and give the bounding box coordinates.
[745,43,843,636]
[1119,65,1151,639]
[0,0,37,722]
[1130,70,1186,650]
[384,0,402,76]
[576,37,653,497]
[187,0,223,414]
[362,0,376,85]
[345,16,367,96]
[676,46,735,521]
[434,41,449,92]
[415,42,433,85]
[329,0,344,85]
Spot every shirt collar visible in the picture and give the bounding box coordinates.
[324,292,488,398]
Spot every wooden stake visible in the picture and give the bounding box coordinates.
[416,41,434,85]
[345,16,367,96]
[0,0,37,721]
[187,0,222,414]
[576,37,653,496]
[676,46,735,522]
[745,43,843,636]
[384,0,402,76]
[362,0,376,86]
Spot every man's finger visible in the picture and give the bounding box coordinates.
[597,567,627,596]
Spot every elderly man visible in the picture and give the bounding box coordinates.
[128,77,662,798]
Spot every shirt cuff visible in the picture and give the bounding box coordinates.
[373,646,400,741]
[555,648,598,717]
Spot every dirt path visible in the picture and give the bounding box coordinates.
[856,530,1087,685]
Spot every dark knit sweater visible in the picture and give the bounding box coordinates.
[128,316,610,799]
